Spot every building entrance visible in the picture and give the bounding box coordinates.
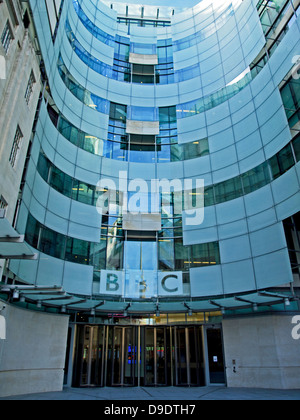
[72,324,225,387]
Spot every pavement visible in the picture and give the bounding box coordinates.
[1,386,300,400]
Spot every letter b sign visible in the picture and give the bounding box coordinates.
[106,273,119,292]
[100,270,124,296]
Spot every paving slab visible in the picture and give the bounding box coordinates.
[1,386,300,400]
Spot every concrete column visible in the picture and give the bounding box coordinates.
[0,299,69,397]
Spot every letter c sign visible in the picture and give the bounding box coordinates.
[158,272,183,296]
[162,274,178,293]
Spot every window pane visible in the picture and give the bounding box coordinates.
[175,239,189,270]
[65,237,90,264]
[209,242,220,264]
[269,155,281,179]
[270,143,294,179]
[204,186,215,207]
[142,241,157,270]
[109,102,127,121]
[39,227,66,259]
[106,236,123,269]
[293,134,300,161]
[214,177,243,204]
[50,166,72,197]
[277,143,294,173]
[77,182,95,205]
[25,214,40,249]
[242,161,270,194]
[37,153,50,182]
[91,237,107,270]
[191,243,209,267]
[158,239,175,270]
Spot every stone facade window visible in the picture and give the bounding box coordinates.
[9,125,23,167]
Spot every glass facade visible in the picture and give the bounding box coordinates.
[2,0,300,396]
[7,0,300,319]
[280,76,300,128]
[35,133,300,210]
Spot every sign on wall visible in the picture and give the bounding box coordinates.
[125,270,157,299]
[99,270,125,296]
[99,270,183,298]
[158,272,183,296]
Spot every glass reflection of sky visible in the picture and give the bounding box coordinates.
[101,0,195,17]
[125,241,158,270]
[101,0,242,19]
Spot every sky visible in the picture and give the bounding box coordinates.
[102,0,201,11]
[110,0,200,5]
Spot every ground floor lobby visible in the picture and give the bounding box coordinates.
[0,300,300,398]
[70,324,225,387]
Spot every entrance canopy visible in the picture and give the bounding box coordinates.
[0,211,37,260]
[0,281,297,316]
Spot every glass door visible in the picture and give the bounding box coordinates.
[107,326,137,386]
[90,326,105,386]
[143,327,169,386]
[156,328,168,385]
[144,327,155,385]
[123,327,137,386]
[174,326,205,386]
[112,327,122,385]
[78,326,105,387]
[188,326,205,386]
[80,326,91,386]
[175,327,188,385]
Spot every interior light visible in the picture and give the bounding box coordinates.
[284,298,290,306]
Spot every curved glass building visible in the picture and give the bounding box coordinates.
[0,0,300,393]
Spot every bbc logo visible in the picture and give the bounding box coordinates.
[0,56,6,80]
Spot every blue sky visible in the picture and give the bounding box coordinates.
[108,0,201,9]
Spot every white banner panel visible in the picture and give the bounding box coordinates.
[125,270,157,299]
